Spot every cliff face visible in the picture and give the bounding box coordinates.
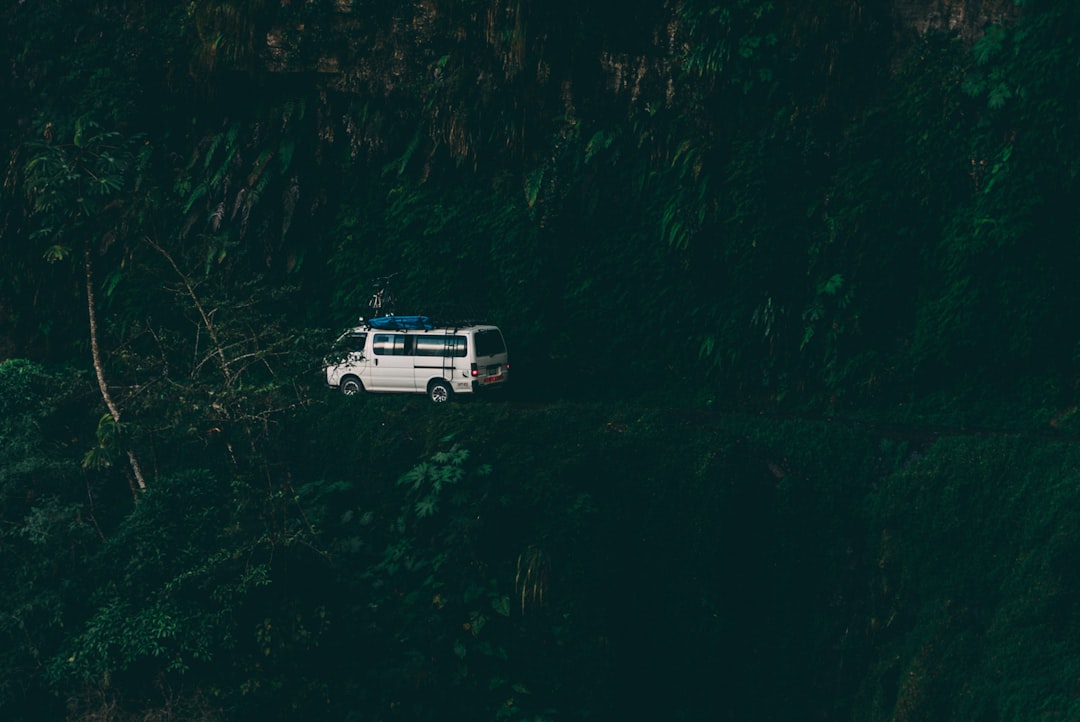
[258,1,1020,86]
[891,0,1019,41]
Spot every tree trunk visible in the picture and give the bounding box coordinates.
[85,248,148,496]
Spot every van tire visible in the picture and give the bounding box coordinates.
[340,376,364,396]
[428,380,452,404]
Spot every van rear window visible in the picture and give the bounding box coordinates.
[474,330,506,357]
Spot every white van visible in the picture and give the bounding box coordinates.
[324,316,510,403]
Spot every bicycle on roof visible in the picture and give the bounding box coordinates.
[368,273,398,317]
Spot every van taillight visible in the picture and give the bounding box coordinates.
[470,363,478,377]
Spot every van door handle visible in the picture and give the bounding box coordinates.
[374,358,378,366]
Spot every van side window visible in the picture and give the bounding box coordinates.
[415,336,443,357]
[373,334,411,356]
[415,335,467,357]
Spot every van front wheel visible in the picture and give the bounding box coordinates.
[340,376,363,396]
[428,380,452,404]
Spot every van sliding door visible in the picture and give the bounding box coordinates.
[414,333,466,390]
[371,333,416,391]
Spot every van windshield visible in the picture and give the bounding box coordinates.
[475,330,506,357]
[334,332,366,353]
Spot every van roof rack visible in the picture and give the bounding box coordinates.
[359,314,492,330]
[416,303,490,326]
[435,317,489,329]
[361,315,434,331]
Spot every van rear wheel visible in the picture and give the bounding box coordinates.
[340,376,363,395]
[428,380,452,403]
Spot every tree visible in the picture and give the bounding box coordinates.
[22,120,152,496]
[0,360,91,722]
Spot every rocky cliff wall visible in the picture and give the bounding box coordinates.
[891,0,1019,41]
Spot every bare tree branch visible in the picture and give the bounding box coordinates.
[85,247,147,496]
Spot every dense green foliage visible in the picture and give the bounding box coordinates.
[4,0,1076,404]
[5,370,1080,720]
[2,0,1080,719]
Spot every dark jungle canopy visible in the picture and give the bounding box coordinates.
[2,1,1079,720]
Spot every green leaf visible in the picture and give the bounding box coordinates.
[524,167,544,208]
[973,25,1006,65]
[183,183,209,214]
[399,463,431,490]
[987,82,1013,109]
[820,273,844,296]
[279,140,295,172]
[43,244,70,263]
[102,268,124,298]
[415,497,438,518]
[584,130,614,162]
